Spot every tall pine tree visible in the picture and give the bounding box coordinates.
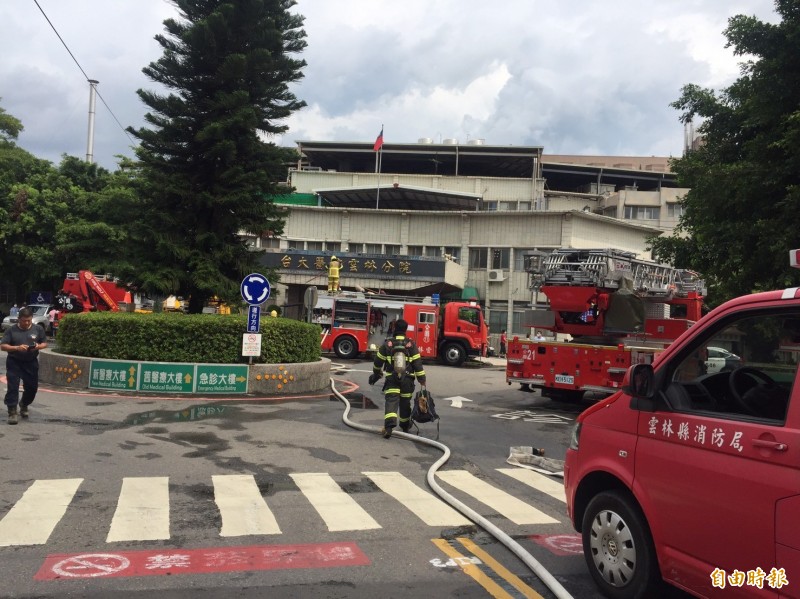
[652,0,800,305]
[127,0,306,312]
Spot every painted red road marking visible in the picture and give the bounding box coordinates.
[35,542,370,580]
[529,533,583,556]
[51,553,131,578]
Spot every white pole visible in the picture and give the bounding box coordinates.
[86,79,99,163]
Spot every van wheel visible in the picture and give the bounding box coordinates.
[440,342,466,367]
[333,335,359,360]
[582,491,660,599]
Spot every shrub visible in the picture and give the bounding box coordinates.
[56,312,321,364]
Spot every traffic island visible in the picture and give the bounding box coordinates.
[38,349,332,397]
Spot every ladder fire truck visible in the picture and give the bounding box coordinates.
[506,249,706,400]
[313,290,488,366]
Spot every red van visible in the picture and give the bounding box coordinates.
[565,287,800,598]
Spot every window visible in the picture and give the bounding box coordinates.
[484,201,497,211]
[518,202,531,211]
[491,248,510,269]
[262,236,281,249]
[444,246,461,262]
[667,203,685,218]
[514,248,537,271]
[348,243,363,253]
[325,241,340,252]
[385,244,401,255]
[499,201,515,211]
[419,312,436,324]
[458,306,481,325]
[407,245,424,256]
[469,248,488,269]
[425,246,441,257]
[624,206,661,220]
[306,241,323,251]
[365,243,382,254]
[663,311,798,422]
[489,304,507,333]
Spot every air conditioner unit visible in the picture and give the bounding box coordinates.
[488,269,506,282]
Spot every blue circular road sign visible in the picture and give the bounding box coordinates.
[241,273,271,305]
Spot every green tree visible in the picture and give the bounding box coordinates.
[0,101,24,143]
[652,0,800,305]
[126,0,307,312]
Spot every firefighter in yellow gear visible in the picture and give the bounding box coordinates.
[368,319,426,438]
[327,256,341,293]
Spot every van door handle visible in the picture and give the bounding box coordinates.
[752,439,788,451]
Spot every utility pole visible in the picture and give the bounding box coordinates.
[86,79,99,163]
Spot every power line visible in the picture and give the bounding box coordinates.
[33,0,136,147]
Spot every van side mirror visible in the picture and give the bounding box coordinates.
[625,364,657,411]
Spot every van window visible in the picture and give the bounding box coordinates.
[664,311,798,422]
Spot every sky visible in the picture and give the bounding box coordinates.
[0,0,780,171]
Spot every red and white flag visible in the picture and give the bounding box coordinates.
[373,127,384,152]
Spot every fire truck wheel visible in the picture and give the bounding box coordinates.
[333,335,359,360]
[440,342,466,367]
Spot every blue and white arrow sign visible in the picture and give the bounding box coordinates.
[241,273,271,306]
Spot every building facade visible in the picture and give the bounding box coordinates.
[253,141,680,340]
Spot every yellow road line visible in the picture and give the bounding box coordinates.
[431,538,515,599]
[458,536,545,599]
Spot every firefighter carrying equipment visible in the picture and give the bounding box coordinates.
[327,256,341,293]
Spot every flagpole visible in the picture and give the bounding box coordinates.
[375,124,383,209]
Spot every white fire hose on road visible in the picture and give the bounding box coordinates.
[330,378,574,599]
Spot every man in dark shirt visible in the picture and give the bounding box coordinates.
[1,307,47,424]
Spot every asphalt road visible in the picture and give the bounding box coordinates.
[0,355,611,599]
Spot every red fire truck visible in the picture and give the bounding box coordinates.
[313,290,488,366]
[506,249,706,400]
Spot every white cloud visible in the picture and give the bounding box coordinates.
[0,0,780,168]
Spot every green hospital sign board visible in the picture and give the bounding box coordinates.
[89,360,139,390]
[196,364,248,394]
[88,360,248,394]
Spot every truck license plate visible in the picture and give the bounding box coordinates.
[555,374,574,385]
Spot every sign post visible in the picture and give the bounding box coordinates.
[241,273,270,364]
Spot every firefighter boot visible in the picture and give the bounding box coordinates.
[20,404,29,419]
[381,426,393,439]
[8,409,18,425]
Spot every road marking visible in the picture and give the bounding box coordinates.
[213,474,281,537]
[458,536,545,598]
[436,470,558,525]
[442,395,473,408]
[36,542,370,580]
[0,478,82,546]
[496,468,567,503]
[363,472,470,526]
[107,477,170,542]
[530,533,584,556]
[289,473,381,532]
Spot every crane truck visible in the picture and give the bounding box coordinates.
[54,271,131,331]
[506,249,706,400]
[313,290,488,366]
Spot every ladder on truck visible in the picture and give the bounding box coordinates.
[526,249,705,299]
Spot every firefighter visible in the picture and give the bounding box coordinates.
[368,319,426,438]
[327,256,341,293]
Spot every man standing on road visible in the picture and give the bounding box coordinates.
[369,319,426,438]
[1,307,47,424]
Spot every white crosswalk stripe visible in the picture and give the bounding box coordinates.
[436,469,559,525]
[496,468,567,503]
[0,478,83,546]
[289,472,381,532]
[107,477,170,542]
[214,474,281,537]
[0,469,566,547]
[363,471,471,526]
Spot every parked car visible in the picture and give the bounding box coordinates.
[1,304,56,334]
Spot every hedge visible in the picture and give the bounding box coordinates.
[55,312,321,364]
